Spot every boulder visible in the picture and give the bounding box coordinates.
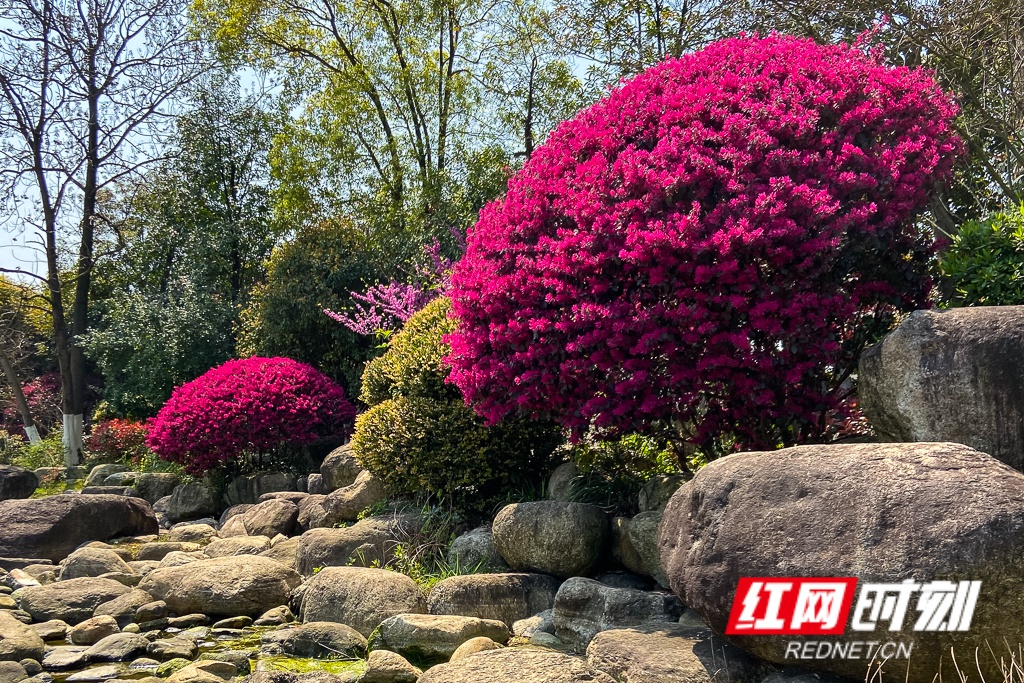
[147,637,198,661]
[94,589,155,626]
[427,573,561,626]
[512,610,553,638]
[59,548,134,580]
[241,500,299,538]
[80,485,139,496]
[85,465,128,487]
[296,496,328,531]
[295,515,418,575]
[137,542,202,561]
[67,615,120,646]
[594,572,653,591]
[586,623,768,683]
[166,524,217,544]
[860,306,1024,471]
[83,632,150,661]
[637,475,687,512]
[449,636,501,662]
[167,661,236,683]
[254,606,294,627]
[138,555,301,617]
[258,537,299,571]
[28,619,67,641]
[359,650,420,683]
[0,467,37,501]
[102,472,137,486]
[0,611,44,662]
[224,472,296,506]
[446,527,509,572]
[299,567,426,637]
[204,536,271,558]
[546,462,579,501]
[417,648,615,683]
[551,577,684,649]
[15,578,130,624]
[0,495,158,562]
[133,474,180,505]
[659,442,1024,683]
[165,483,219,523]
[260,622,366,659]
[319,445,362,492]
[134,600,167,624]
[318,471,386,526]
[219,504,252,525]
[157,551,206,568]
[492,501,608,578]
[40,645,89,670]
[627,511,668,588]
[218,516,248,538]
[373,614,509,663]
[0,660,26,683]
[305,475,329,496]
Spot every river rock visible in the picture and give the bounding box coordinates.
[258,537,299,571]
[204,536,271,558]
[318,471,386,526]
[492,501,608,578]
[166,524,217,544]
[137,543,202,561]
[15,578,130,624]
[299,567,425,637]
[659,441,1024,683]
[373,614,509,663]
[84,632,150,661]
[637,475,687,512]
[59,548,134,580]
[133,474,180,505]
[546,462,579,502]
[0,496,158,562]
[359,650,420,683]
[138,555,301,617]
[241,500,298,538]
[305,475,328,496]
[427,573,561,626]
[551,577,685,649]
[417,648,615,683]
[146,637,198,661]
[224,473,295,506]
[28,619,67,641]
[0,611,44,662]
[165,483,219,523]
[94,589,155,626]
[446,527,508,572]
[0,467,37,501]
[860,306,1024,471]
[320,445,362,492]
[67,616,120,646]
[85,465,128,488]
[261,622,366,658]
[627,511,668,588]
[295,515,418,575]
[0,660,26,683]
[449,636,502,662]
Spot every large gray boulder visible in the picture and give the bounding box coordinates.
[319,444,362,492]
[0,610,45,661]
[165,482,219,523]
[138,555,301,617]
[551,577,684,649]
[134,474,180,505]
[58,547,134,580]
[372,614,510,663]
[417,648,615,683]
[427,573,561,626]
[224,472,295,506]
[318,470,386,526]
[492,501,608,578]
[0,495,158,562]
[0,466,38,500]
[295,515,419,575]
[299,567,426,637]
[659,442,1024,683]
[241,499,298,538]
[860,306,1024,471]
[15,577,131,624]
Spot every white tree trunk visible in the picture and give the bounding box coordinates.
[63,413,84,466]
[24,425,41,444]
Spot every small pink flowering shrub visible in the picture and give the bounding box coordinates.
[447,35,962,454]
[147,357,356,475]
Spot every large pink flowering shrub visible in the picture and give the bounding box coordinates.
[447,35,962,454]
[147,357,356,475]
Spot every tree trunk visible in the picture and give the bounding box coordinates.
[0,351,41,444]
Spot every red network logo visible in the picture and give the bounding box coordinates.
[726,578,858,636]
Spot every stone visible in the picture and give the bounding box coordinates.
[0,467,38,501]
[258,492,309,504]
[594,572,652,591]
[165,483,219,524]
[0,611,44,662]
[15,578,130,624]
[138,555,301,617]
[318,471,386,526]
[219,505,252,526]
[65,664,123,681]
[627,511,667,588]
[610,518,644,576]
[299,567,426,637]
[358,650,420,683]
[586,623,768,683]
[319,445,361,492]
[427,573,562,626]
[129,658,160,670]
[133,474,180,506]
[0,559,51,572]
[40,646,89,671]
[512,610,553,638]
[59,548,134,580]
[156,659,192,677]
[157,552,205,568]
[529,631,564,648]
[0,496,158,563]
[67,616,120,646]
[449,636,501,663]
[18,660,39,676]
[212,616,252,629]
[93,589,154,626]
[165,614,209,628]
[28,620,67,641]
[204,536,271,558]
[86,465,129,487]
[446,527,509,572]
[241,500,298,538]
[659,441,1024,683]
[198,651,252,676]
[134,601,166,623]
[83,632,150,661]
[492,501,608,578]
[373,614,509,663]
[217,516,247,538]
[102,472,137,486]
[254,606,294,627]
[224,473,296,507]
[295,515,419,575]
[165,525,217,544]
[859,306,1024,471]
[261,622,366,659]
[258,537,299,571]
[304,475,328,496]
[137,543,202,562]
[146,638,197,661]
[0,660,26,683]
[552,578,685,649]
[637,475,687,512]
[417,648,615,683]
[546,462,579,501]
[80,486,139,497]
[295,497,327,531]
[167,661,236,683]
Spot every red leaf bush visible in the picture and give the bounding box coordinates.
[147,357,356,475]
[88,419,151,465]
[447,35,962,453]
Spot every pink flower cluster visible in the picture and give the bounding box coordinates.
[446,35,962,451]
[147,357,356,475]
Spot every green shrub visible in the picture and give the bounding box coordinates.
[352,297,562,515]
[939,206,1024,306]
[10,431,64,470]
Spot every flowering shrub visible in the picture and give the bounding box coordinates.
[447,35,962,454]
[88,419,152,465]
[147,357,356,475]
[1,373,62,437]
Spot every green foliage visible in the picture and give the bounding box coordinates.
[9,431,64,470]
[939,206,1024,306]
[352,297,562,514]
[238,219,387,396]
